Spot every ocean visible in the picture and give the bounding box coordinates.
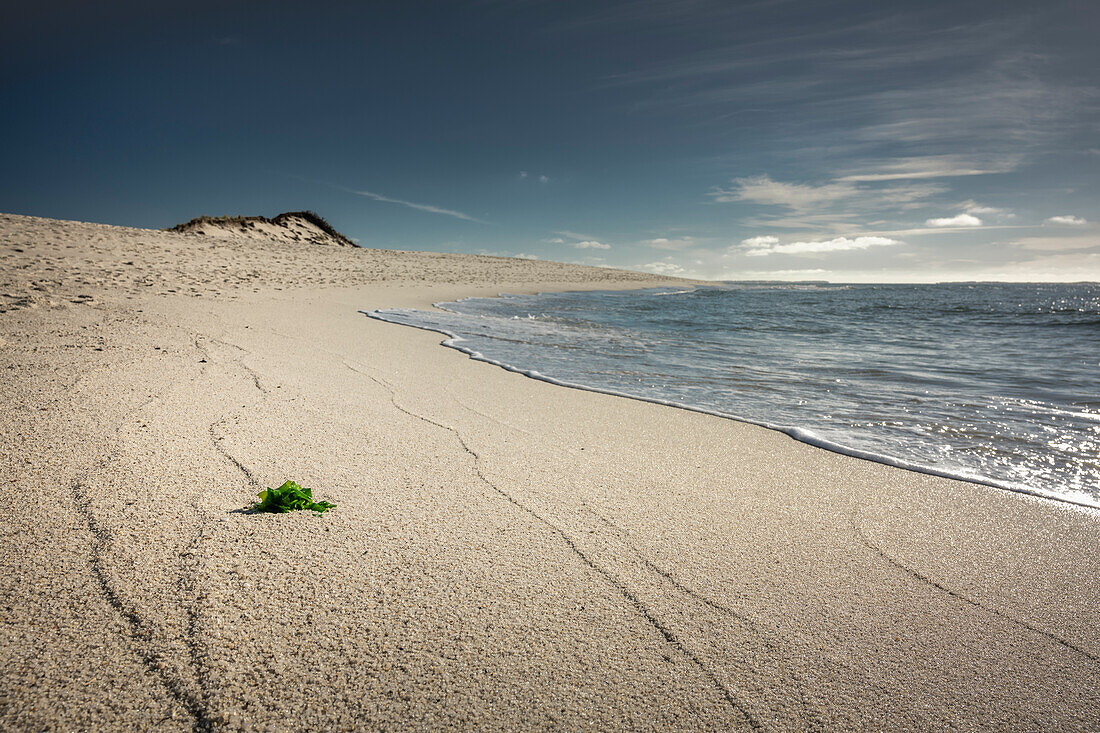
[367,282,1100,508]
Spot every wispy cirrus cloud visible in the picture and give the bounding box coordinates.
[710,173,947,234]
[554,229,597,240]
[709,174,945,214]
[710,175,855,210]
[295,173,488,223]
[1011,235,1098,252]
[350,189,485,223]
[539,2,1098,282]
[602,5,1096,212]
[836,155,1020,182]
[858,224,1025,237]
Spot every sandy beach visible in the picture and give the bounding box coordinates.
[2,212,1098,731]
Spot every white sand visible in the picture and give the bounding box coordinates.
[2,213,1098,731]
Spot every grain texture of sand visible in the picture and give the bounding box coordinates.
[1,213,1098,731]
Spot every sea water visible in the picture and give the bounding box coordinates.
[367,283,1100,507]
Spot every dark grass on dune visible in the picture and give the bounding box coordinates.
[167,211,358,247]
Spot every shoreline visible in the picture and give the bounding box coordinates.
[3,213,1099,730]
[365,295,1100,513]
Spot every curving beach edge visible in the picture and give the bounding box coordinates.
[2,213,1098,731]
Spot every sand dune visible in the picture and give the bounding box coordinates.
[167,211,358,248]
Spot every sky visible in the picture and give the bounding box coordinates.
[2,0,1098,282]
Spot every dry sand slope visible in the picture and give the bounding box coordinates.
[1,213,1098,732]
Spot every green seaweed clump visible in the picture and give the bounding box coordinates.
[252,480,336,514]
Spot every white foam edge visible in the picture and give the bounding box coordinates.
[361,304,1100,513]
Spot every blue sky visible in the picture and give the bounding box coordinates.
[2,0,1097,281]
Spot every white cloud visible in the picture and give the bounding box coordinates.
[1046,215,1088,226]
[925,213,983,227]
[642,236,696,250]
[960,200,1011,216]
[639,262,687,275]
[542,237,565,244]
[514,253,540,260]
[539,175,550,183]
[739,235,779,247]
[518,171,528,179]
[742,235,901,257]
[572,240,611,250]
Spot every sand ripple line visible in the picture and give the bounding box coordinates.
[342,359,764,731]
[581,507,758,627]
[581,507,822,728]
[69,391,217,732]
[206,360,269,489]
[849,518,1099,665]
[448,393,581,457]
[178,335,256,722]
